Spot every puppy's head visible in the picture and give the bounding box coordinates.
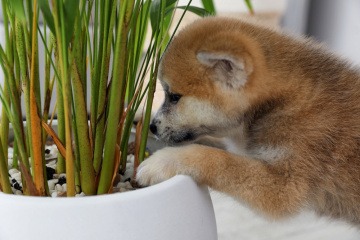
[150,17,267,144]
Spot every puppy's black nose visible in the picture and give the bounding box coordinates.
[149,123,157,135]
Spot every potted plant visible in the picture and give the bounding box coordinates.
[0,0,218,239]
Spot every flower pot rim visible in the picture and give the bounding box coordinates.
[0,175,197,202]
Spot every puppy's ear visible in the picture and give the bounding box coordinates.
[197,52,252,89]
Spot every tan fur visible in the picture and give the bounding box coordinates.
[137,17,360,226]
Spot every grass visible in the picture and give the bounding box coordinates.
[0,0,207,196]
[0,0,253,196]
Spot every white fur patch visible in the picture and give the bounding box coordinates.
[248,146,288,163]
[223,125,248,155]
[180,97,228,125]
[222,125,288,162]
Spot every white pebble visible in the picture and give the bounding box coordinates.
[8,150,13,159]
[46,162,56,169]
[126,163,134,170]
[48,165,56,170]
[51,192,58,197]
[75,192,86,197]
[125,181,133,190]
[55,184,63,192]
[47,179,59,190]
[62,183,67,192]
[117,182,127,188]
[49,145,59,154]
[8,159,13,168]
[13,172,22,182]
[127,155,134,163]
[15,190,22,195]
[53,174,59,179]
[44,146,58,160]
[59,173,66,178]
[75,193,86,197]
[9,169,19,175]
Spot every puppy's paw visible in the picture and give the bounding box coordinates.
[136,145,199,186]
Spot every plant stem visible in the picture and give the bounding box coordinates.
[70,12,96,195]
[53,35,66,174]
[97,0,135,194]
[0,0,12,163]
[0,47,29,170]
[15,20,34,172]
[53,0,76,196]
[29,0,46,196]
[138,0,167,163]
[92,0,116,175]
[0,137,12,194]
[42,23,53,141]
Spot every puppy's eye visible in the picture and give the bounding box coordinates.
[168,93,182,104]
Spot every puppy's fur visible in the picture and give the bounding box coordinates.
[137,17,360,226]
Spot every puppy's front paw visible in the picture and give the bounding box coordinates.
[136,147,180,186]
[136,145,199,186]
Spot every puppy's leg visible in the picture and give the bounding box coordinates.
[194,136,227,150]
[137,144,308,219]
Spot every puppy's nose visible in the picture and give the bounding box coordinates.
[149,123,157,135]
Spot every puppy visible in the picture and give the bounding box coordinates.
[136,17,360,226]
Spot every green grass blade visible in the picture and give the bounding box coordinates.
[200,0,216,15]
[0,45,29,169]
[38,0,56,34]
[92,0,118,175]
[0,136,12,194]
[138,0,167,163]
[52,0,76,196]
[97,0,135,194]
[244,0,254,14]
[174,5,210,17]
[29,1,46,196]
[69,13,96,195]
[0,0,12,164]
[53,38,66,174]
[37,26,61,81]
[0,85,14,195]
[63,0,80,46]
[7,0,26,22]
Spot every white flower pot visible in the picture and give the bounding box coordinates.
[0,175,217,240]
